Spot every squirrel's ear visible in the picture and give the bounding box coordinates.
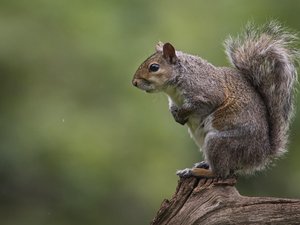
[163,43,177,64]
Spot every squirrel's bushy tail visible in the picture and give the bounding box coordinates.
[225,21,299,157]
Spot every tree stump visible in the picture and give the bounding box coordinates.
[151,177,300,225]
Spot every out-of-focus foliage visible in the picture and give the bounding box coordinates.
[1,1,300,224]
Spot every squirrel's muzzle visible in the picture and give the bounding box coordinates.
[132,79,138,87]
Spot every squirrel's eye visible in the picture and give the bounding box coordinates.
[149,63,160,72]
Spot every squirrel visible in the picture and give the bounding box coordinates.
[132,21,299,179]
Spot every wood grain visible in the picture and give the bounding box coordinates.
[151,177,300,225]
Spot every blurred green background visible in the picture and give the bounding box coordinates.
[1,0,300,224]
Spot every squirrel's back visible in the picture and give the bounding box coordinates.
[225,21,299,157]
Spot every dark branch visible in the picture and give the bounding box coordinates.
[151,177,300,225]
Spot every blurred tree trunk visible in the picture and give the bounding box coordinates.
[151,177,300,225]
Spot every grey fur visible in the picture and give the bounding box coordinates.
[225,21,299,158]
[132,21,299,178]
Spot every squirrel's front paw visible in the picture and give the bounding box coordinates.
[170,106,188,125]
[174,114,188,125]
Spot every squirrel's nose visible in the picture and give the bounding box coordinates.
[132,79,138,87]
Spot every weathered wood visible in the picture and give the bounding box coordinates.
[151,177,300,225]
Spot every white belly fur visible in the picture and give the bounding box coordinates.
[165,89,205,150]
[187,115,205,149]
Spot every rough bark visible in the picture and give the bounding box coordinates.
[151,177,300,225]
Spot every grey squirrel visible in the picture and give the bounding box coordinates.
[132,21,299,178]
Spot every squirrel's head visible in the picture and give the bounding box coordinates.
[132,42,178,93]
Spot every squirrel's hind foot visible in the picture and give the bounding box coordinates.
[177,162,213,178]
[176,167,215,178]
[176,167,237,186]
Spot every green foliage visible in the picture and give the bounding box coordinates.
[0,1,300,224]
